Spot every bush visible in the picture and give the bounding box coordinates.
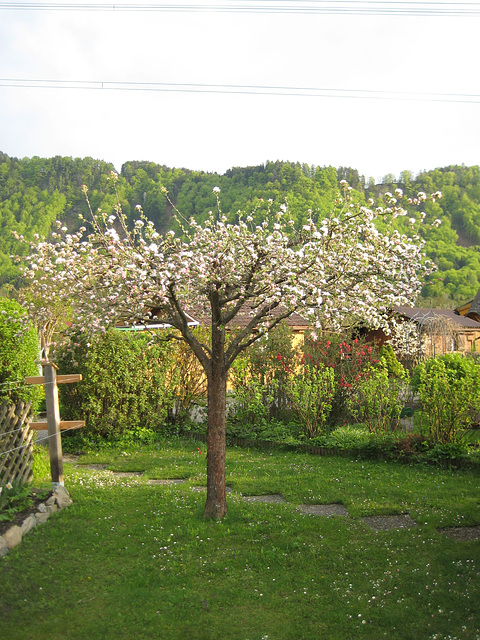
[286,362,335,438]
[348,358,406,434]
[324,425,370,449]
[166,327,208,422]
[302,332,381,428]
[415,354,480,444]
[411,351,479,391]
[55,330,175,440]
[229,321,299,423]
[0,297,42,412]
[379,343,405,378]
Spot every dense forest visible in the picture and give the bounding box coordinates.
[1,150,480,308]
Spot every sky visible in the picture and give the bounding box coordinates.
[0,1,479,183]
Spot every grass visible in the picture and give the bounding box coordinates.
[1,436,479,640]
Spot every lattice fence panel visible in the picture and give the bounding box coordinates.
[0,401,34,489]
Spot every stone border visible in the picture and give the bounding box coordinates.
[0,486,72,558]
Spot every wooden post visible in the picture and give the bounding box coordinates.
[24,370,83,488]
[43,362,64,487]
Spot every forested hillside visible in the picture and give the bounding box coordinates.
[1,151,480,307]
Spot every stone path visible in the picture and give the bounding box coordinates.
[66,461,480,540]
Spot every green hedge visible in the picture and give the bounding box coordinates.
[0,297,42,412]
[55,330,175,440]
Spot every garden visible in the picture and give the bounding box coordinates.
[1,183,479,638]
[0,436,479,640]
[1,319,480,639]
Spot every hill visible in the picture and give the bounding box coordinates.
[1,151,480,307]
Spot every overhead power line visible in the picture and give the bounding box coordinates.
[0,78,479,103]
[0,1,479,17]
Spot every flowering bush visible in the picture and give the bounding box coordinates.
[302,332,381,428]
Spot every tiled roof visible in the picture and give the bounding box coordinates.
[147,301,310,330]
[186,303,310,329]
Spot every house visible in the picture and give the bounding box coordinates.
[360,304,480,365]
[392,306,480,356]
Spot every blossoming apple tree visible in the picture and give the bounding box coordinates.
[21,176,438,518]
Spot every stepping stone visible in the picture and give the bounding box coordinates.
[298,504,349,517]
[437,525,480,541]
[243,494,286,503]
[147,479,185,485]
[111,471,144,477]
[361,514,418,531]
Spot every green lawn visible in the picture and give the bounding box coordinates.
[1,438,479,640]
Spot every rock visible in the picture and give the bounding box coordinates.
[53,486,72,510]
[35,512,50,525]
[46,504,58,515]
[0,536,8,557]
[45,495,56,506]
[37,503,47,513]
[2,525,22,549]
[21,514,37,535]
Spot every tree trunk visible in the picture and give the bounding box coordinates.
[203,298,228,519]
[204,362,228,519]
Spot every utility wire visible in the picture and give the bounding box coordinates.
[0,78,479,103]
[0,424,81,457]
[0,1,479,16]
[0,424,35,437]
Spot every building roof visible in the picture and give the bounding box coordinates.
[393,306,480,329]
[119,302,310,332]
[183,303,310,330]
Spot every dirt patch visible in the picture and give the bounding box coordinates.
[361,514,418,531]
[437,525,480,541]
[298,504,349,517]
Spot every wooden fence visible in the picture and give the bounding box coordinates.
[0,401,34,489]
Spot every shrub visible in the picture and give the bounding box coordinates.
[286,362,335,438]
[55,330,175,440]
[348,358,406,434]
[229,321,298,423]
[0,297,42,412]
[411,351,479,391]
[228,359,274,428]
[393,433,432,458]
[379,343,405,378]
[324,425,370,449]
[302,332,381,428]
[166,327,208,422]
[415,354,480,444]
